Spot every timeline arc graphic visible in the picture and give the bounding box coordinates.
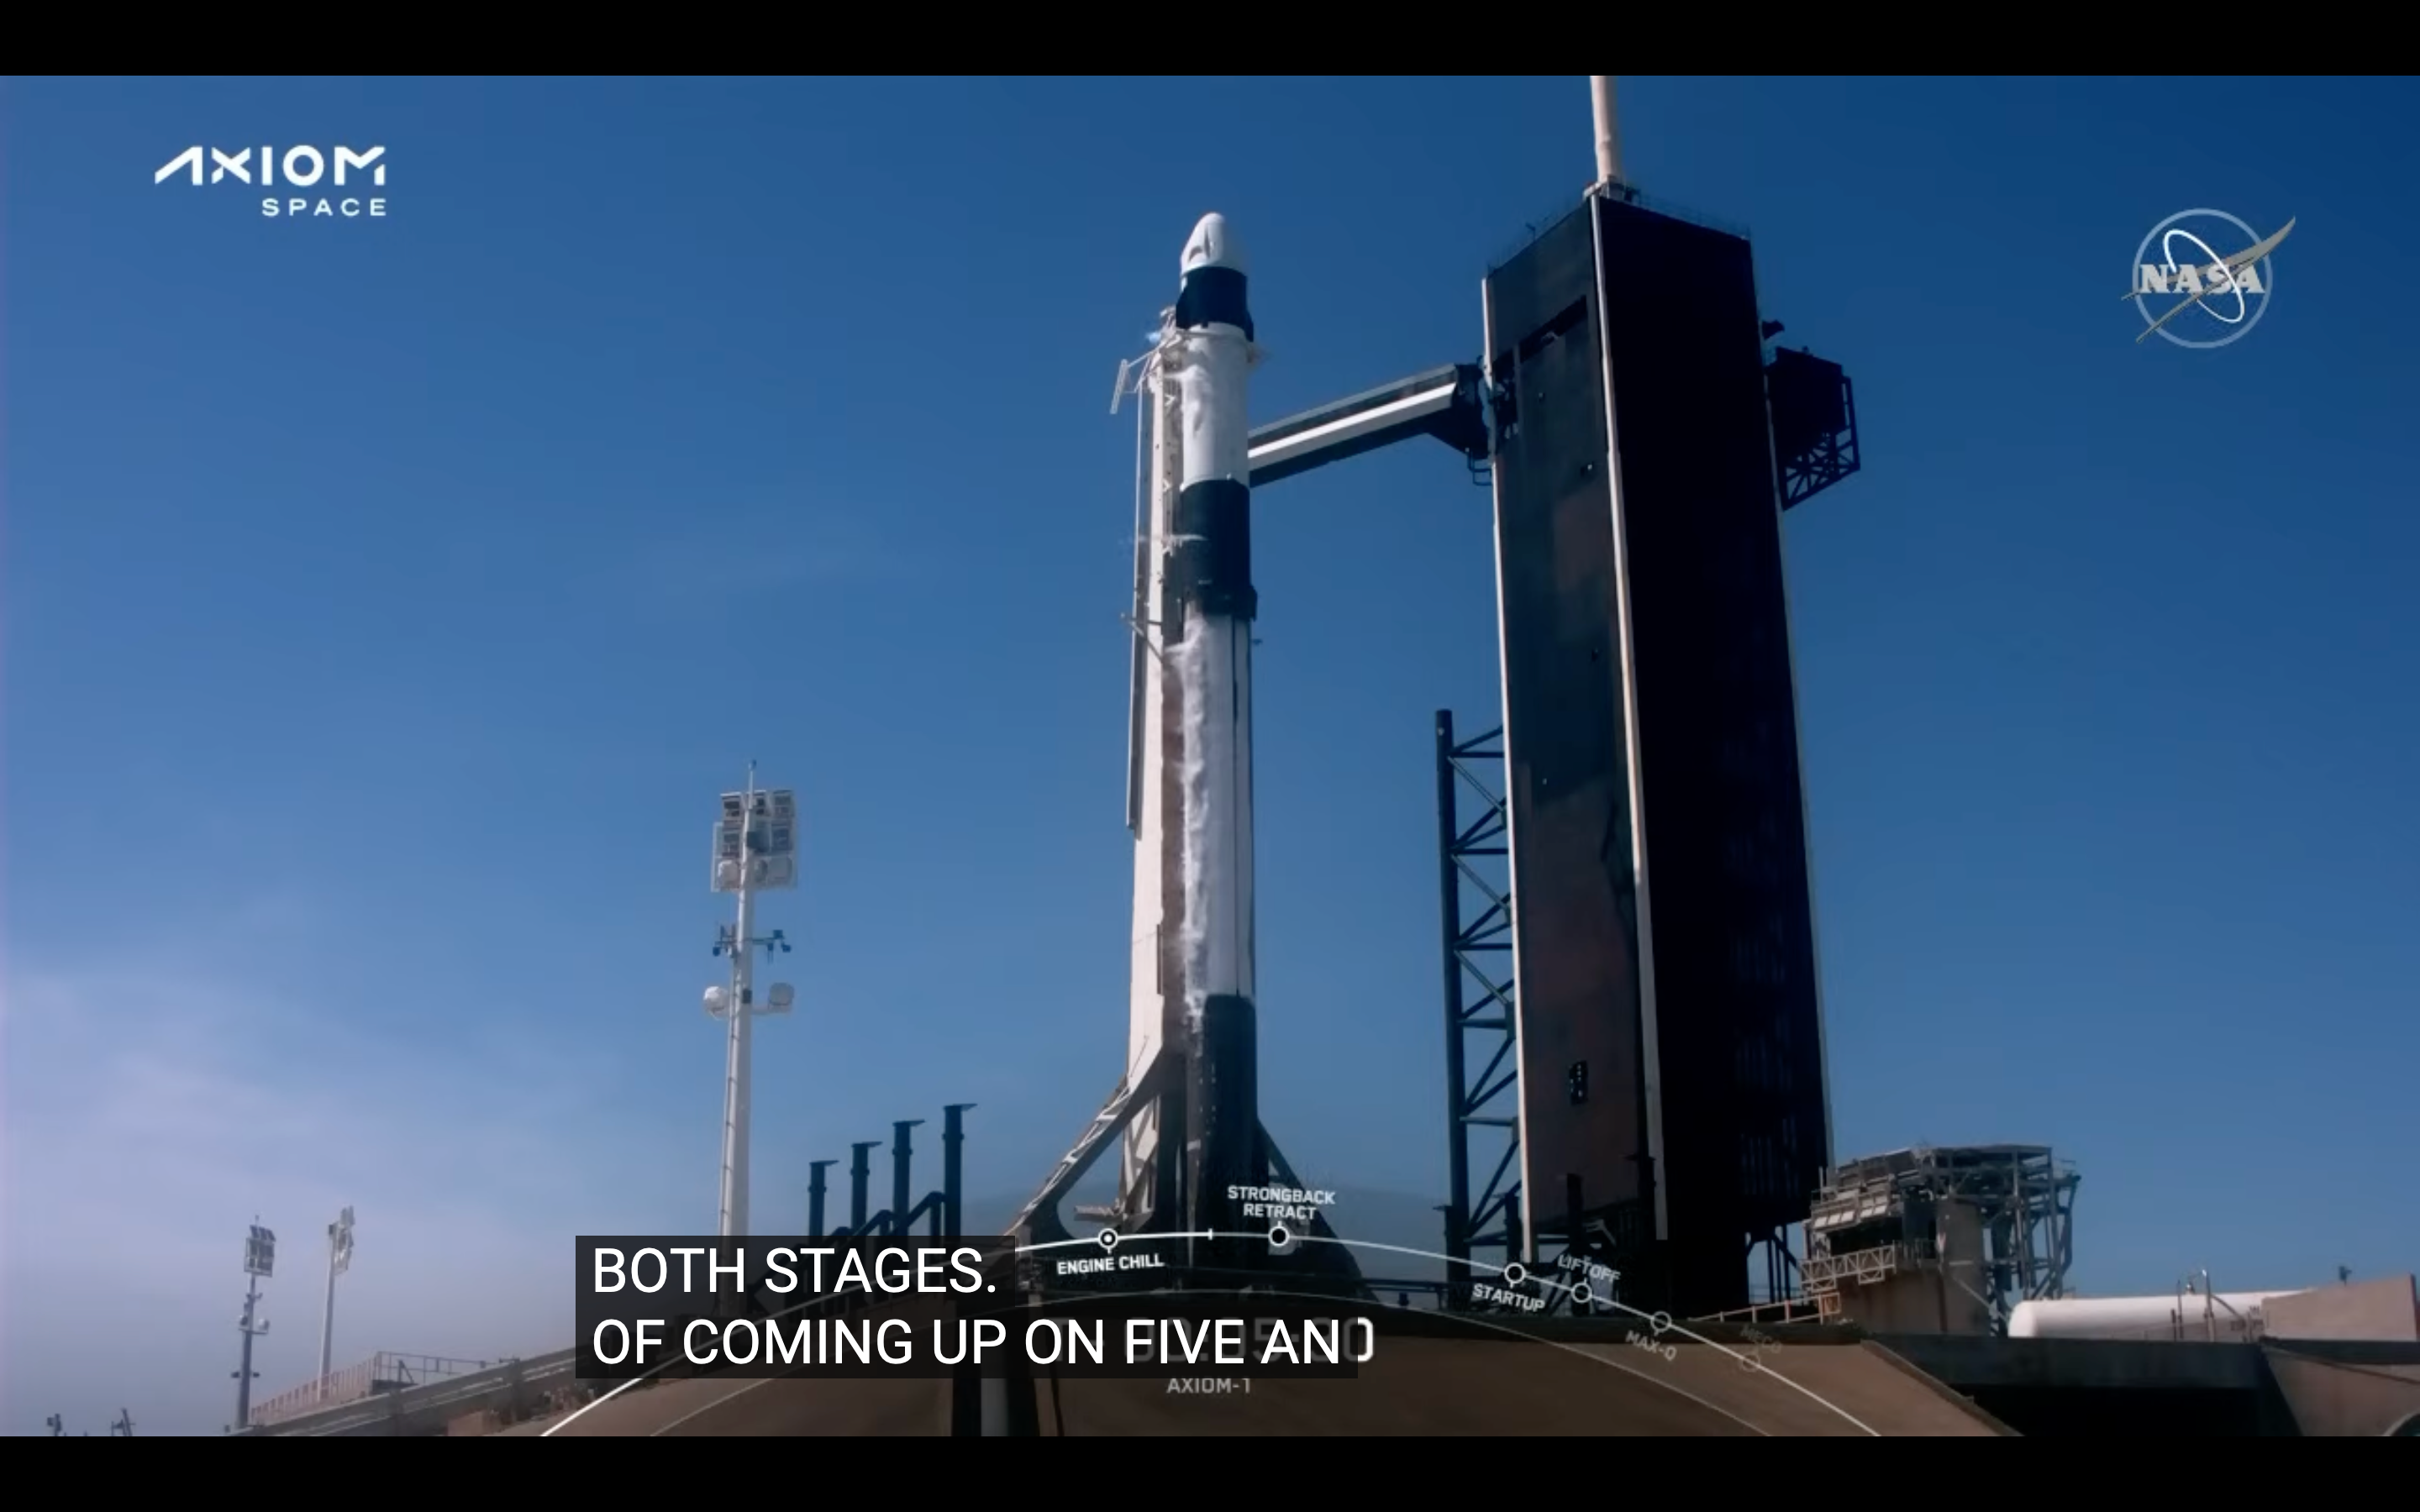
[544,1227,1881,1437]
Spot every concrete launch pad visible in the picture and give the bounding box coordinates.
[507,1328,2008,1436]
[495,1326,2420,1436]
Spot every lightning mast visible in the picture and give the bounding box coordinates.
[1590,74,1623,187]
[315,1206,354,1399]
[707,765,798,1237]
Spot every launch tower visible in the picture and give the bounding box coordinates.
[1448,89,1864,1318]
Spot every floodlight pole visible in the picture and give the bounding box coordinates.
[316,1207,353,1399]
[234,1283,267,1428]
[235,1277,262,1427]
[719,769,759,1239]
[709,765,797,1240]
[318,1255,338,1395]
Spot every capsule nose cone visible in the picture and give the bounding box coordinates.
[1181,213,1246,277]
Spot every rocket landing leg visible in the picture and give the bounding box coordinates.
[1003,1045,1368,1298]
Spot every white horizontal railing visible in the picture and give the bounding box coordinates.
[246,1349,581,1437]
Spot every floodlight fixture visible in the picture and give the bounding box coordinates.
[712,786,800,894]
[766,983,796,1012]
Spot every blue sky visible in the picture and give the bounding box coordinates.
[4,75,2413,1435]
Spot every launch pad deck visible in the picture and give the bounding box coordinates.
[521,1327,2008,1436]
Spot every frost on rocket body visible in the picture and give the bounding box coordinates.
[1173,610,1212,1032]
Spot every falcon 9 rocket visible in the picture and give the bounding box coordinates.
[1121,213,1265,1239]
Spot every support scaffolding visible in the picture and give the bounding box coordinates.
[1433,711,1523,1307]
[1802,1144,2079,1334]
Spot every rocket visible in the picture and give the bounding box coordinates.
[1000,213,1363,1289]
[1120,213,1267,1245]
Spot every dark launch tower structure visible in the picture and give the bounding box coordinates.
[1451,185,1860,1319]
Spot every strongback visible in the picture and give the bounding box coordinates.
[1483,191,1832,1318]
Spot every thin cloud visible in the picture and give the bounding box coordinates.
[602,517,908,605]
[0,963,685,1436]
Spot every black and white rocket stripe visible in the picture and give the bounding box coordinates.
[1171,213,1257,1020]
[1168,213,1264,1230]
[1172,218,1256,625]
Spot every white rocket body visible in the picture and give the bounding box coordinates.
[1123,364,1177,1205]
[1122,214,1259,1217]
[1172,215,1258,1023]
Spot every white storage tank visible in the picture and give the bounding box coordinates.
[2007,1292,2303,1341]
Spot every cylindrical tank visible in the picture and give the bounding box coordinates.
[2007,1292,2302,1341]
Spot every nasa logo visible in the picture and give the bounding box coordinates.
[2126,208,2292,349]
[154,145,389,221]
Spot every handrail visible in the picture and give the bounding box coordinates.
[245,1349,581,1436]
[250,1351,509,1427]
[1696,1296,1834,1326]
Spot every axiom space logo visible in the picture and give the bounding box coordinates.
[155,145,388,220]
[2125,208,2293,349]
